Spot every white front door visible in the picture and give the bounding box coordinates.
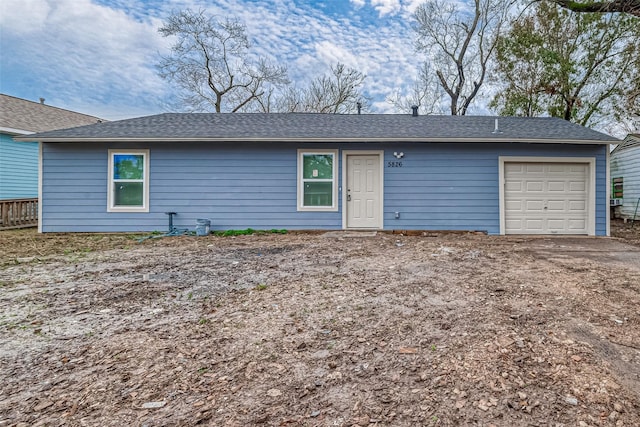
[346,154,382,229]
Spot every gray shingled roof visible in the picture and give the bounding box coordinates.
[17,112,618,144]
[0,94,103,134]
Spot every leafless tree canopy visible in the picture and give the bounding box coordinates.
[157,10,368,115]
[270,63,367,114]
[387,62,445,115]
[410,0,511,115]
[157,9,288,113]
[623,52,640,127]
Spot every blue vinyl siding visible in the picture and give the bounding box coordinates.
[610,145,640,219]
[41,142,339,232]
[40,141,607,235]
[382,143,607,235]
[0,133,38,200]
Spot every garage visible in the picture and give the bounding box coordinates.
[23,114,613,235]
[500,158,595,235]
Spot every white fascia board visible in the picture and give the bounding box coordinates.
[1,127,35,136]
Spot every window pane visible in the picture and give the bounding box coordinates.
[114,155,144,180]
[114,182,143,206]
[304,182,332,207]
[303,154,333,180]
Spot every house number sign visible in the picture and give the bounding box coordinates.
[387,161,403,167]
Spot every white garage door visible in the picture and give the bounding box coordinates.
[504,162,588,234]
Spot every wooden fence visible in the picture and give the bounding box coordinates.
[0,198,38,230]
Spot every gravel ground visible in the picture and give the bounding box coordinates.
[0,222,639,426]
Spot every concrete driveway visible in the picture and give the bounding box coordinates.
[515,236,640,271]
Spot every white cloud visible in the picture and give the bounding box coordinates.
[314,41,360,69]
[346,0,423,17]
[402,0,425,13]
[371,0,402,16]
[187,0,420,111]
[1,0,169,119]
[0,0,423,118]
[0,0,51,33]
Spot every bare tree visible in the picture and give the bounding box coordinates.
[157,9,288,113]
[411,0,512,115]
[302,63,367,113]
[388,62,445,115]
[550,0,640,16]
[258,63,368,114]
[624,53,640,119]
[615,55,640,134]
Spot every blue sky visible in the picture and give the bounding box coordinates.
[0,0,431,121]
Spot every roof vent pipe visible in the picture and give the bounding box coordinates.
[357,102,362,115]
[39,98,45,104]
[492,118,503,134]
[411,105,418,117]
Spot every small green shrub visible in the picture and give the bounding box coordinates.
[213,228,287,237]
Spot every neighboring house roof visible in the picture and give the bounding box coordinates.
[0,93,103,135]
[611,133,640,154]
[17,113,618,144]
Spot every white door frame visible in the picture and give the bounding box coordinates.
[498,156,596,236]
[342,150,384,229]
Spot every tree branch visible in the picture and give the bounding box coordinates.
[552,0,640,17]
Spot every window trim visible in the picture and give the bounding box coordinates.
[297,149,339,212]
[107,149,150,212]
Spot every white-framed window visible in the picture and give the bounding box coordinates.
[297,149,338,211]
[108,149,149,212]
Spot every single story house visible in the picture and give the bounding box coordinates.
[610,133,640,220]
[0,94,102,200]
[18,113,618,235]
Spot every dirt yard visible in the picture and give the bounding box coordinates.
[1,221,640,427]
